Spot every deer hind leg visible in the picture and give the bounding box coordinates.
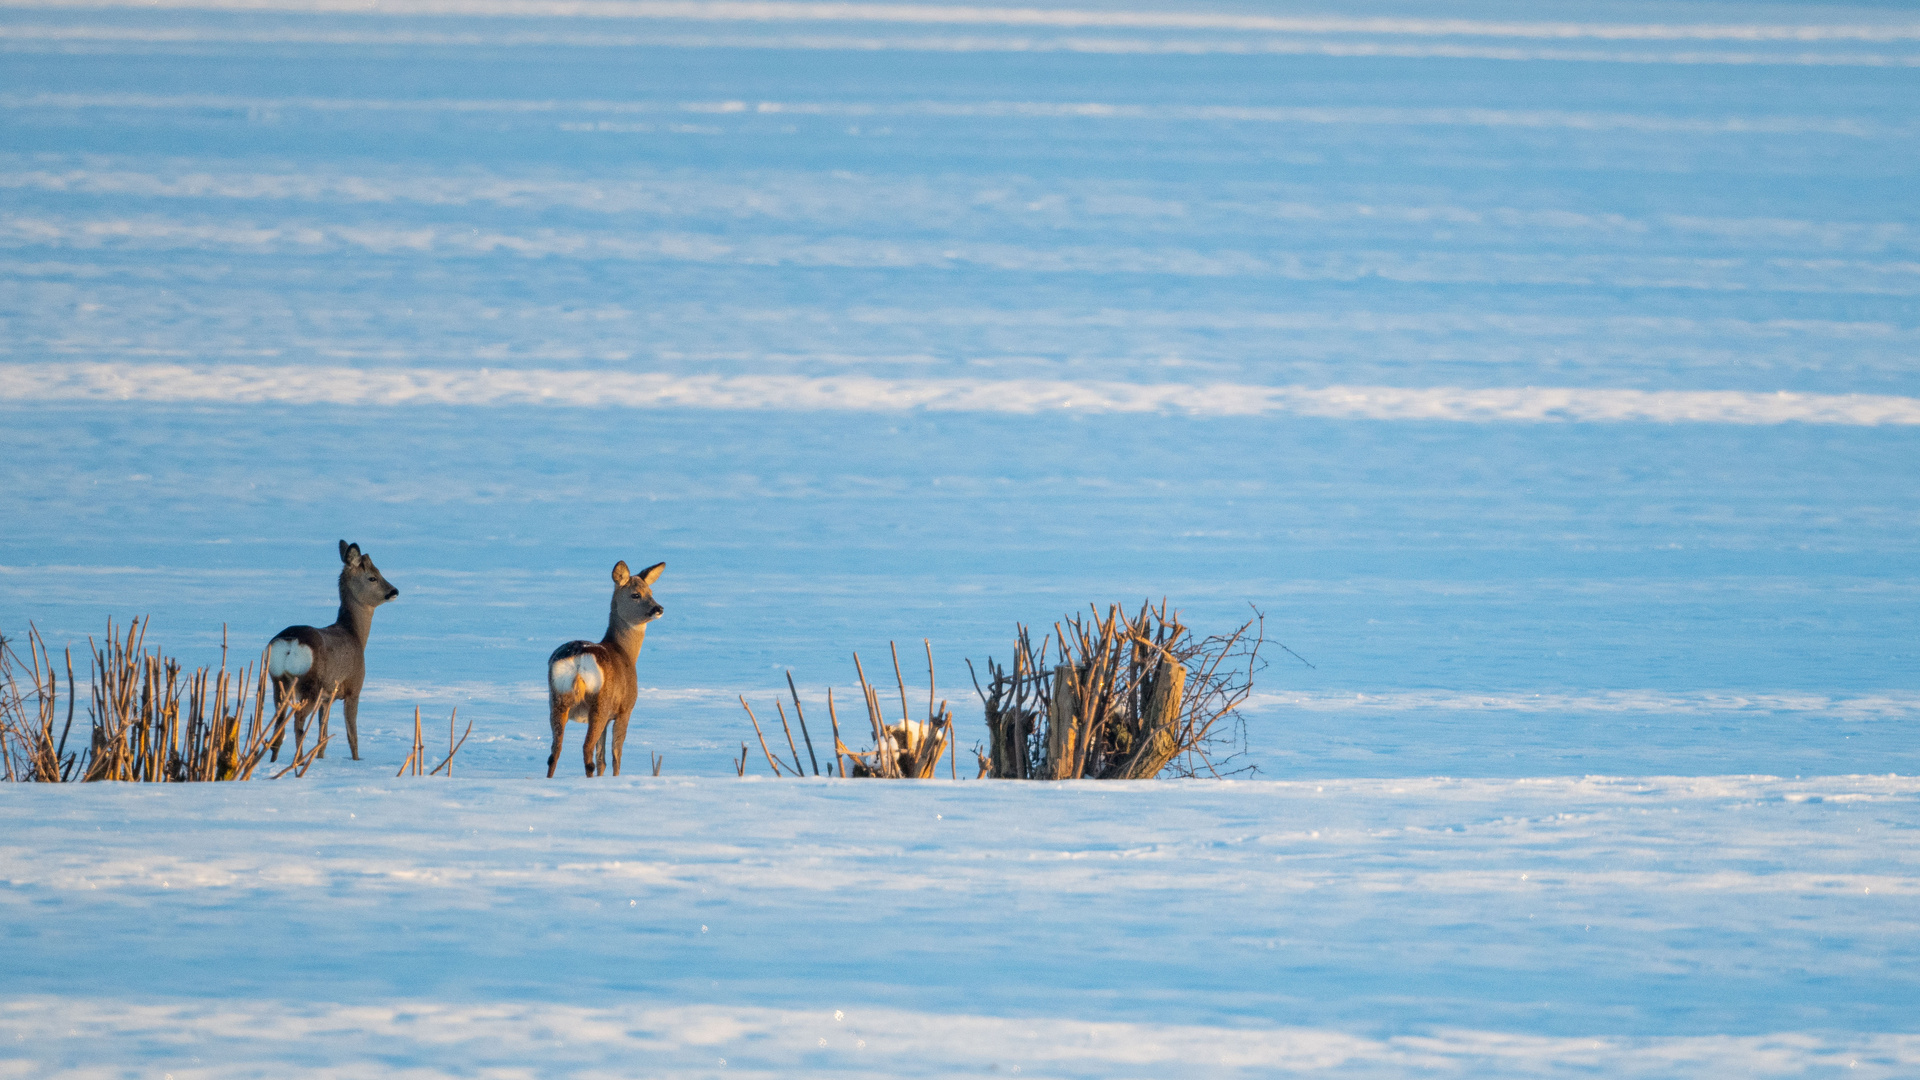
[582,706,615,778]
[273,686,318,762]
[268,677,298,761]
[545,693,573,779]
[548,656,600,778]
[287,698,316,761]
[314,693,333,759]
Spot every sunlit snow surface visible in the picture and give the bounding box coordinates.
[1,0,1918,1073]
[5,775,1920,1077]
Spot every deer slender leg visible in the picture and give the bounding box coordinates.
[268,680,312,762]
[545,697,570,778]
[610,710,633,777]
[343,692,361,761]
[292,698,312,761]
[268,682,291,761]
[583,710,612,777]
[315,696,331,759]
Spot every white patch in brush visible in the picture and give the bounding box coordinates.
[887,720,932,749]
[549,653,602,697]
[266,638,313,678]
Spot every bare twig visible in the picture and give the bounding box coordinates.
[786,671,821,776]
[826,688,845,778]
[740,696,786,776]
[774,700,806,778]
[427,711,474,776]
[275,733,331,780]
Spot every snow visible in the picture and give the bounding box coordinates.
[2,0,1918,1071]
[5,775,1919,1076]
[15,362,1920,423]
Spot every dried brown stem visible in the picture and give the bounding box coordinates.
[740,696,786,776]
[786,671,821,777]
[427,711,473,777]
[774,700,806,778]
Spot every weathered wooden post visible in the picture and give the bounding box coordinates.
[1046,665,1079,779]
[1119,656,1186,779]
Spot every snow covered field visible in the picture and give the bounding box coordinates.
[6,774,1920,1077]
[2,0,1918,1073]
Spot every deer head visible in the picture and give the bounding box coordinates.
[610,560,665,628]
[339,540,401,610]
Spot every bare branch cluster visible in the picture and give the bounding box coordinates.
[970,601,1266,780]
[396,704,472,778]
[1,619,300,782]
[742,640,958,779]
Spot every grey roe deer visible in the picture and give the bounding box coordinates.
[265,540,400,761]
[547,559,664,778]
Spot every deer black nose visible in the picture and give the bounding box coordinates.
[650,604,664,618]
[387,587,400,599]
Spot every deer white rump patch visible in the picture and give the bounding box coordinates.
[266,638,313,678]
[549,653,603,698]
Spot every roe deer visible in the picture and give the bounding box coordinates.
[266,540,400,761]
[547,559,664,778]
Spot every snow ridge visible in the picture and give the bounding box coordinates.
[5,0,1919,45]
[8,363,1920,425]
[6,997,1919,1078]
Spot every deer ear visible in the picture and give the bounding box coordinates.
[339,540,362,566]
[638,561,665,586]
[611,561,631,586]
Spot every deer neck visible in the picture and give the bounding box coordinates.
[601,614,648,664]
[335,581,376,648]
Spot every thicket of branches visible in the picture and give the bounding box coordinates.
[1,619,319,782]
[741,640,956,779]
[969,601,1265,780]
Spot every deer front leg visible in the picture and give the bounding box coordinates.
[545,695,570,778]
[609,709,633,777]
[342,690,361,761]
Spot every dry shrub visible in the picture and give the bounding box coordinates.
[0,627,74,782]
[742,641,957,779]
[1,619,310,782]
[971,601,1265,780]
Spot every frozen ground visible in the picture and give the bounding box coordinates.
[5,774,1920,1077]
[1,0,1918,1073]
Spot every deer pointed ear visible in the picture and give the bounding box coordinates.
[638,561,665,586]
[611,561,631,586]
[339,540,362,566]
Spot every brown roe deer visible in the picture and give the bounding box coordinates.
[547,559,664,777]
[265,540,400,761]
